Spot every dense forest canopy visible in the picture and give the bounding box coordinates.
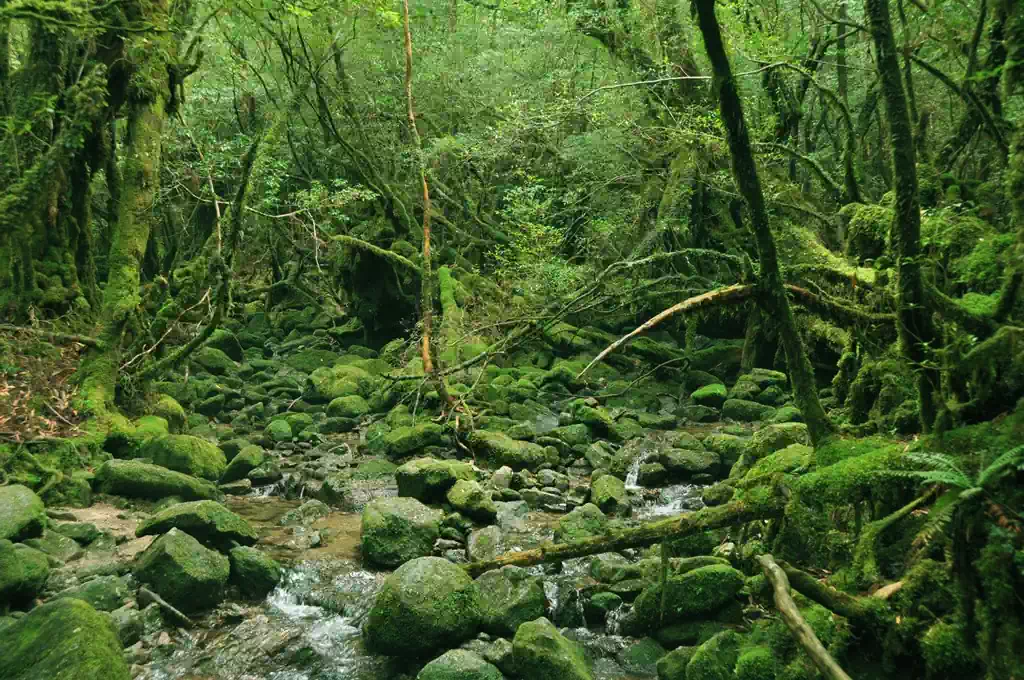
[0,0,1022,678]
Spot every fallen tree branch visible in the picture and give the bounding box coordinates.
[758,554,854,680]
[0,324,106,350]
[464,493,785,577]
[778,559,886,628]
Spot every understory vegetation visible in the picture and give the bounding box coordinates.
[1,0,1023,678]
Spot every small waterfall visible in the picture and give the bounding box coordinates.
[624,452,649,489]
[605,605,628,636]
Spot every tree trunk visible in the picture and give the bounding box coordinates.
[80,0,174,417]
[693,0,834,447]
[864,0,942,432]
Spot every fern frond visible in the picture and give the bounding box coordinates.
[896,470,974,488]
[911,490,959,555]
[978,444,1024,489]
[905,452,972,478]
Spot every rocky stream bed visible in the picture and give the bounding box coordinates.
[0,314,828,680]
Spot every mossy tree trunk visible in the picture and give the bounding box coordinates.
[79,0,176,418]
[864,0,942,432]
[693,0,834,447]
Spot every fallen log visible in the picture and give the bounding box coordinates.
[758,554,854,680]
[463,493,784,577]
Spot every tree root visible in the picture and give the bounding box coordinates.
[758,554,854,680]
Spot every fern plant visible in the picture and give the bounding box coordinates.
[895,445,1024,644]
[898,445,1024,558]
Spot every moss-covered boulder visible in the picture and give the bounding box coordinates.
[143,435,227,481]
[417,649,504,680]
[590,474,629,516]
[734,646,778,680]
[722,399,776,422]
[93,460,221,501]
[284,349,341,373]
[686,631,740,680]
[703,434,746,466]
[0,485,45,542]
[364,556,481,657]
[745,423,810,459]
[220,445,266,483]
[307,364,375,402]
[512,617,593,680]
[52,575,130,612]
[193,346,238,376]
[655,645,696,680]
[361,497,442,568]
[0,539,49,607]
[691,383,727,409]
[920,620,979,679]
[136,500,258,550]
[630,565,744,633]
[384,423,445,458]
[229,546,282,599]
[475,566,546,637]
[207,329,244,362]
[0,598,129,680]
[447,480,497,522]
[467,525,504,562]
[152,395,187,433]
[396,457,477,502]
[133,528,230,613]
[327,394,371,419]
[264,419,292,443]
[467,430,558,470]
[554,503,607,543]
[662,449,721,480]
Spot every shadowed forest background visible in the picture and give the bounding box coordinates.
[0,0,1023,678]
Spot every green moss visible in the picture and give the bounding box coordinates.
[133,527,230,613]
[142,434,227,481]
[192,346,238,376]
[0,539,50,606]
[384,423,444,458]
[94,459,221,500]
[396,458,476,502]
[920,621,979,679]
[631,565,745,633]
[228,546,281,599]
[0,485,46,542]
[686,631,741,680]
[151,395,186,433]
[361,497,441,568]
[554,503,608,543]
[327,394,370,418]
[475,565,546,637]
[446,480,497,522]
[841,203,893,262]
[135,500,258,550]
[264,419,292,443]
[743,443,812,482]
[512,616,593,680]
[418,649,504,680]
[735,646,778,680]
[796,445,909,507]
[467,429,557,470]
[0,598,129,680]
[220,445,265,483]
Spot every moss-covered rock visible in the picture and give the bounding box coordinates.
[307,364,375,402]
[686,631,741,680]
[364,556,481,657]
[284,349,341,373]
[23,530,81,561]
[384,423,445,458]
[655,645,696,680]
[691,383,728,409]
[264,419,292,443]
[396,457,477,502]
[746,423,810,459]
[467,525,505,562]
[703,434,746,466]
[591,474,629,516]
[662,449,721,479]
[467,430,558,470]
[722,399,776,422]
[220,445,266,484]
[327,394,370,419]
[446,480,497,522]
[631,565,744,633]
[417,649,504,680]
[0,485,45,542]
[475,565,546,637]
[554,503,607,543]
[52,575,130,611]
[228,546,282,599]
[618,637,667,675]
[512,616,593,680]
[743,443,812,482]
[143,435,227,481]
[0,539,49,606]
[136,500,258,550]
[134,528,230,613]
[0,598,129,680]
[734,646,777,680]
[361,497,442,568]
[152,395,187,433]
[193,346,238,376]
[93,460,221,501]
[207,329,244,362]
